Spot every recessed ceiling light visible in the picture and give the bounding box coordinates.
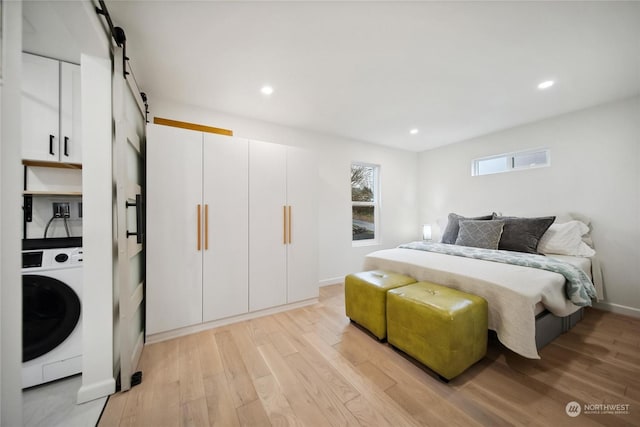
[537,80,555,90]
[261,85,274,95]
[410,129,419,135]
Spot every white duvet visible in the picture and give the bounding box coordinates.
[363,248,587,359]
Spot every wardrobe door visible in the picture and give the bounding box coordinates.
[146,124,203,335]
[249,140,287,311]
[202,134,249,322]
[286,147,319,303]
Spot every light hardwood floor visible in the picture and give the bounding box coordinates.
[99,284,639,426]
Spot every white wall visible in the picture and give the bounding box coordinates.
[1,1,23,424]
[24,167,83,240]
[25,194,83,239]
[150,98,419,283]
[77,53,115,404]
[417,96,640,314]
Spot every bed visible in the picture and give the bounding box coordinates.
[362,213,602,359]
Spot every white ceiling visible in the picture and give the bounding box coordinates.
[23,0,107,64]
[75,2,640,150]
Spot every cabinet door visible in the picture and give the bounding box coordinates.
[202,134,249,322]
[249,140,287,311]
[22,53,60,161]
[60,62,82,164]
[146,124,203,335]
[286,147,319,303]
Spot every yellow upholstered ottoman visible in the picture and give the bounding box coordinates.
[387,282,488,381]
[345,270,416,340]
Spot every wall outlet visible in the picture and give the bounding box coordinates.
[53,202,71,218]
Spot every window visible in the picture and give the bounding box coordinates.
[472,148,550,176]
[351,163,379,243]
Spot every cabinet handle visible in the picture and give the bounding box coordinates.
[49,135,55,156]
[64,137,69,157]
[197,204,202,251]
[288,205,292,244]
[204,204,209,250]
[283,205,287,245]
[125,195,143,244]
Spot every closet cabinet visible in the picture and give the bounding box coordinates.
[202,133,249,323]
[249,140,318,311]
[146,124,318,336]
[146,124,248,335]
[21,53,82,163]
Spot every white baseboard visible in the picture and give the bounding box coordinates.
[76,377,116,404]
[146,298,318,344]
[592,301,640,319]
[319,276,344,287]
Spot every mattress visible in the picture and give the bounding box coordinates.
[363,248,589,359]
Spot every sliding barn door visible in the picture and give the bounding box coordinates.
[113,46,146,391]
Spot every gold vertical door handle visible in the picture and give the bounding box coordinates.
[204,204,209,250]
[283,205,287,245]
[197,204,202,251]
[288,205,292,244]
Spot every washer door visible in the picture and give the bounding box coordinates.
[23,275,81,362]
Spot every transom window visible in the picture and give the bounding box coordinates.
[472,148,550,176]
[351,163,379,243]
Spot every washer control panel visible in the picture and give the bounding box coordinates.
[22,248,83,270]
[55,253,69,263]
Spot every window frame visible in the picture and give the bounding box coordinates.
[472,148,550,177]
[351,162,380,246]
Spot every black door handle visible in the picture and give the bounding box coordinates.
[125,194,144,244]
[49,135,55,156]
[64,137,69,157]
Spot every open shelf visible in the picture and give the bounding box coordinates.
[22,160,82,170]
[23,191,82,196]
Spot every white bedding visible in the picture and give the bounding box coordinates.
[363,248,590,359]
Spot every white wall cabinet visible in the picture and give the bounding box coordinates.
[249,140,318,312]
[22,53,82,163]
[59,62,82,163]
[147,124,318,336]
[146,125,249,335]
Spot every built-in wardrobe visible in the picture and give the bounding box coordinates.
[145,123,318,337]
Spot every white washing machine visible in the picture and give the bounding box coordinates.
[22,247,83,389]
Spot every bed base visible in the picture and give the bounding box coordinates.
[535,308,584,350]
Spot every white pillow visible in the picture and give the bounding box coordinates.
[538,220,595,257]
[554,212,594,248]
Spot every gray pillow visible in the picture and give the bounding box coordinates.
[494,216,555,254]
[441,212,494,244]
[455,220,505,249]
